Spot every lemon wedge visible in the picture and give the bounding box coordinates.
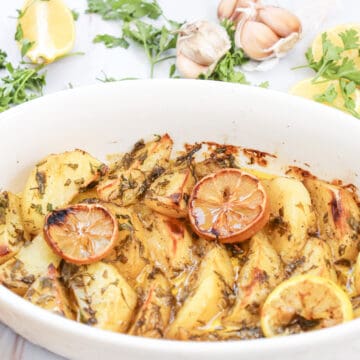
[261,274,353,337]
[290,77,360,115]
[18,0,75,64]
[312,24,360,70]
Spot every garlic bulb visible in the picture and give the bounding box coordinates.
[218,0,302,61]
[176,20,231,79]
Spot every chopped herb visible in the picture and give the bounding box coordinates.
[31,203,43,215]
[67,163,79,170]
[74,178,85,185]
[15,24,24,42]
[86,0,162,21]
[47,203,54,212]
[20,39,35,58]
[93,34,129,49]
[35,170,47,195]
[314,83,338,104]
[64,179,72,186]
[71,9,80,21]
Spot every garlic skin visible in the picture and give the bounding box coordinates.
[176,20,231,79]
[218,0,260,24]
[258,6,302,38]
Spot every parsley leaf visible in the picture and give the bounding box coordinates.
[340,29,360,50]
[71,9,80,21]
[86,0,162,21]
[0,50,7,70]
[122,20,179,77]
[0,63,46,112]
[314,83,338,104]
[94,34,129,48]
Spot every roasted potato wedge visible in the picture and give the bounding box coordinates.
[353,253,360,296]
[132,207,194,275]
[129,270,174,338]
[166,246,234,339]
[304,178,360,262]
[290,237,337,281]
[103,204,150,286]
[24,264,74,319]
[97,135,173,206]
[265,177,316,263]
[0,234,60,295]
[144,164,195,218]
[0,191,29,264]
[22,150,105,234]
[68,262,137,332]
[224,231,283,327]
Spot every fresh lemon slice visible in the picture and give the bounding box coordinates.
[311,24,360,70]
[261,274,353,337]
[18,0,75,64]
[290,77,360,115]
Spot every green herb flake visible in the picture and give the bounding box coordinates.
[71,9,80,21]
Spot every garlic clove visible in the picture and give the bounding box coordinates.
[217,0,238,21]
[176,52,211,79]
[258,6,302,38]
[270,32,301,58]
[177,20,231,67]
[237,20,280,60]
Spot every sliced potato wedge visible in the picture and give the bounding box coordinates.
[0,233,60,295]
[265,177,316,263]
[304,178,360,262]
[97,135,173,206]
[0,191,29,264]
[129,270,173,338]
[290,237,337,282]
[24,264,74,319]
[103,204,150,286]
[22,149,104,234]
[145,164,195,218]
[224,231,283,327]
[166,246,234,339]
[353,253,360,296]
[68,262,137,332]
[133,207,194,275]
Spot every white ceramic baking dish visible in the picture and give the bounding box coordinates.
[0,80,359,360]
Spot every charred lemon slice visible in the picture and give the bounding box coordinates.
[18,0,75,64]
[261,274,353,337]
[188,168,269,243]
[44,204,118,265]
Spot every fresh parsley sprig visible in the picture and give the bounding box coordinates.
[0,56,46,112]
[87,0,162,21]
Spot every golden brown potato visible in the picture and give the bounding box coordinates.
[166,246,234,339]
[132,207,194,275]
[24,264,74,319]
[264,177,316,263]
[224,231,283,327]
[290,237,337,282]
[103,203,150,286]
[97,135,173,206]
[68,262,137,332]
[353,253,360,296]
[129,269,174,338]
[144,164,195,218]
[0,234,61,295]
[22,149,104,234]
[304,178,360,262]
[71,188,99,204]
[0,191,29,264]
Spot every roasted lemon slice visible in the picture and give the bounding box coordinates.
[290,77,360,114]
[312,24,360,69]
[188,168,269,243]
[261,274,353,337]
[18,0,75,64]
[44,204,118,265]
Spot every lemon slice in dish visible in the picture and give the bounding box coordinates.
[261,274,353,337]
[18,0,75,64]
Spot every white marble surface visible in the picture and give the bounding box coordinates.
[0,0,359,359]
